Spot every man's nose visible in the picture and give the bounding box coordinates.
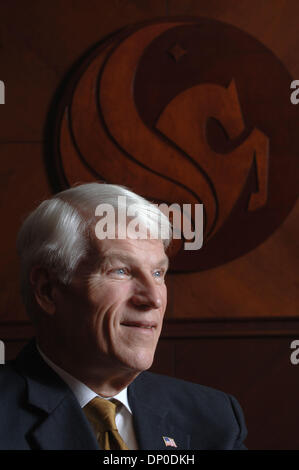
[131,278,162,310]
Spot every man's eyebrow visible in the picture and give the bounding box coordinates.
[99,252,134,264]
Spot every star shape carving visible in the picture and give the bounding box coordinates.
[168,43,187,62]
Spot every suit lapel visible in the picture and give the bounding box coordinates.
[132,404,190,450]
[30,391,99,450]
[128,377,191,450]
[15,339,99,450]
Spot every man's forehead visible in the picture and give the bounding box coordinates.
[96,238,168,266]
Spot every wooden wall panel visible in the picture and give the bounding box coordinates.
[0,143,51,322]
[0,0,165,141]
[161,0,299,319]
[166,204,299,319]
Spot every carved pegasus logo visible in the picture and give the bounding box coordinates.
[52,19,297,271]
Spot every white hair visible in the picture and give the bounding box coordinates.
[16,183,172,314]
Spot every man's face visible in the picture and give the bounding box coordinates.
[51,237,168,375]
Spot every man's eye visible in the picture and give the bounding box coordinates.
[113,268,128,276]
[153,270,164,278]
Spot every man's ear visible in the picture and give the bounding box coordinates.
[30,266,58,315]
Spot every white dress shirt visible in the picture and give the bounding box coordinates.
[36,345,139,450]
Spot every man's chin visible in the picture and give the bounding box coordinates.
[118,350,155,374]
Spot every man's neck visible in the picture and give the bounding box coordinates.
[36,338,140,397]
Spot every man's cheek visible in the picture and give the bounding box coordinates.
[95,304,120,341]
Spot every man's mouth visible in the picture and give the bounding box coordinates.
[120,321,157,330]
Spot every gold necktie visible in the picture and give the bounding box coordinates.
[83,397,129,450]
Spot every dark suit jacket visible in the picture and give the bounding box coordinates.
[0,340,247,450]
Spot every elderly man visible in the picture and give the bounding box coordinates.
[0,183,247,450]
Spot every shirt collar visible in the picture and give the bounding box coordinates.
[36,344,132,413]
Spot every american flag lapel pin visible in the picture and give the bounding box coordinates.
[162,436,177,448]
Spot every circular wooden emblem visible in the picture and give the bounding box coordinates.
[51,18,298,271]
